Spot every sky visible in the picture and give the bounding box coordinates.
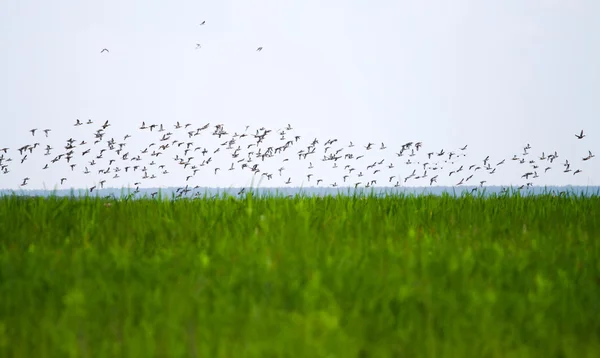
[0,0,599,190]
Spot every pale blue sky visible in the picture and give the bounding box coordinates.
[0,0,598,190]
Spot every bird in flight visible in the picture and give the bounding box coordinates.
[200,21,206,25]
[195,44,201,49]
[256,47,263,52]
[100,48,109,53]
[575,130,585,139]
[583,150,595,161]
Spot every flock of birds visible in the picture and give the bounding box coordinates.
[0,119,595,199]
[0,21,595,198]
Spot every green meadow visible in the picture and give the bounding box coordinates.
[0,193,599,357]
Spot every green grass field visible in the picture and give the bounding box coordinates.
[1,193,599,357]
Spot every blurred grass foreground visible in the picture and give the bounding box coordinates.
[0,192,599,357]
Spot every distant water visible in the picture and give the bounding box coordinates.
[1,186,600,199]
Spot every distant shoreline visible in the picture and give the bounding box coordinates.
[2,185,599,198]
